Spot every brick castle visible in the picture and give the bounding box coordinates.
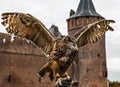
[0,0,110,87]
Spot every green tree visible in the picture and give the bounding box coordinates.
[109,81,120,87]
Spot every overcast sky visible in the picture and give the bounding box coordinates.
[0,0,120,81]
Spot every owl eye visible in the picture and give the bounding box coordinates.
[25,18,30,22]
[26,19,29,22]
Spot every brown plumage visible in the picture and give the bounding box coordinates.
[1,12,115,85]
[39,36,78,81]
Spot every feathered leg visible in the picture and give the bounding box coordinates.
[38,60,60,81]
[38,62,50,77]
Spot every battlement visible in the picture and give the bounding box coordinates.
[0,33,43,56]
[0,32,53,87]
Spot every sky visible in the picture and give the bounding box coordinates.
[0,0,120,81]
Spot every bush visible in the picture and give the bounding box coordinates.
[109,81,120,87]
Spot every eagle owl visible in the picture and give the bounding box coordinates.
[1,12,115,86]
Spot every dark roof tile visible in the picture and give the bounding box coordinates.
[69,0,103,19]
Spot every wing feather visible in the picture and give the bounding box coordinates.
[1,12,55,56]
[75,19,115,47]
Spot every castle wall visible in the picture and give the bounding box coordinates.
[68,17,108,87]
[0,33,54,87]
[78,36,107,87]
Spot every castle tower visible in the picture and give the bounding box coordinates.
[67,0,108,87]
[49,25,62,38]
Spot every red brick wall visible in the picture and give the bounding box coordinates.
[68,17,108,87]
[0,33,54,87]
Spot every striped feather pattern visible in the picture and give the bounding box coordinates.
[1,12,115,83]
[1,12,55,56]
[76,19,115,47]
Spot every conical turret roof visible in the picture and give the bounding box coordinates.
[70,0,103,19]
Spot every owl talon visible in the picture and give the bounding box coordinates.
[55,77,63,87]
[55,75,72,87]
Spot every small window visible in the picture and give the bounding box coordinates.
[97,53,100,57]
[86,69,89,73]
[39,77,41,82]
[8,74,11,82]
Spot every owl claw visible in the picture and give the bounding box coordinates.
[55,77,63,86]
[55,75,72,87]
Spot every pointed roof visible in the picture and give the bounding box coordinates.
[49,25,62,38]
[70,0,103,19]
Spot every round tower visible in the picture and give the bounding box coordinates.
[67,0,108,87]
[67,0,104,35]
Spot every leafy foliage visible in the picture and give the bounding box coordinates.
[109,81,120,87]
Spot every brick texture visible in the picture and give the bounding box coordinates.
[68,17,108,87]
[0,33,54,87]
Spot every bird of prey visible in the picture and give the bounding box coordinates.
[1,12,115,86]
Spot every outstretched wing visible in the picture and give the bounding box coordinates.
[74,19,115,47]
[1,12,55,56]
